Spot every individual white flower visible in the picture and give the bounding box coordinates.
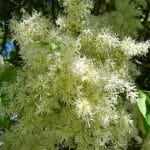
[105,95,118,106]
[101,116,110,127]
[104,73,124,92]
[75,97,93,119]
[126,91,137,103]
[99,140,105,146]
[10,114,18,121]
[56,17,64,26]
[134,136,143,144]
[72,57,87,76]
[0,141,4,146]
[83,29,92,35]
[124,82,137,103]
[113,113,119,121]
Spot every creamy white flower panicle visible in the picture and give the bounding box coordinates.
[104,73,137,103]
[10,12,50,45]
[96,30,120,50]
[3,5,150,149]
[121,37,150,57]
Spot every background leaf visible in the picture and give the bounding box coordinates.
[138,91,147,118]
[146,113,150,126]
[0,64,16,84]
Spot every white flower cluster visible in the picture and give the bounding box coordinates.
[55,17,66,30]
[95,30,120,50]
[75,97,93,119]
[71,57,99,83]
[104,73,137,103]
[11,12,50,44]
[5,8,150,150]
[121,37,150,57]
[105,95,118,105]
[79,29,149,58]
[56,17,64,26]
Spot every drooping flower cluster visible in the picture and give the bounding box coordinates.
[121,37,149,57]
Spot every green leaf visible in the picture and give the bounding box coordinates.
[51,43,59,51]
[9,0,18,5]
[141,90,150,105]
[1,94,10,106]
[137,91,147,118]
[143,117,150,133]
[0,65,17,84]
[0,117,12,129]
[146,94,150,105]
[146,113,150,126]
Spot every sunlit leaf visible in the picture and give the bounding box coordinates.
[137,91,147,118]
[51,43,59,51]
[146,94,150,105]
[146,113,150,126]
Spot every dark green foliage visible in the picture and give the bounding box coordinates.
[0,65,16,84]
[0,116,12,130]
